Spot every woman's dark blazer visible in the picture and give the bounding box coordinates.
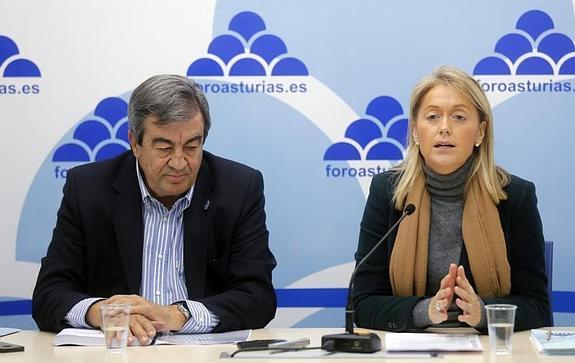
[352,170,549,332]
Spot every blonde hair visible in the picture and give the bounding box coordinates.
[393,65,509,209]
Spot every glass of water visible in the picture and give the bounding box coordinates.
[485,304,517,354]
[100,304,131,352]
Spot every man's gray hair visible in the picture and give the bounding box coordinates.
[128,74,211,144]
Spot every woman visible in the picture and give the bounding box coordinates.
[352,66,549,332]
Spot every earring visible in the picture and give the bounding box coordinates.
[475,143,480,147]
[414,140,420,145]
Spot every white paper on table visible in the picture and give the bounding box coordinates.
[530,329,575,355]
[53,328,107,346]
[0,327,20,337]
[53,328,250,346]
[384,332,483,352]
[159,329,251,345]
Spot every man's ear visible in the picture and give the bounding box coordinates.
[128,131,139,157]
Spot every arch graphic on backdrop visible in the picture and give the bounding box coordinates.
[0,35,41,77]
[323,96,408,162]
[52,98,130,163]
[474,10,575,76]
[473,9,575,108]
[188,11,308,77]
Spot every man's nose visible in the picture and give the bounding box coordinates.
[168,150,186,170]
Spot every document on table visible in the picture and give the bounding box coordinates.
[159,330,251,345]
[0,327,20,337]
[385,332,483,352]
[530,329,575,355]
[53,328,250,346]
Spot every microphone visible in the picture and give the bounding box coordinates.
[321,203,416,353]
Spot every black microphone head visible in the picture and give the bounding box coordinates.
[404,204,416,215]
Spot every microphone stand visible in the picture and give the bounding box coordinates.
[321,204,416,353]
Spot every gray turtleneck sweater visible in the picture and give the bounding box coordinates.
[411,158,486,328]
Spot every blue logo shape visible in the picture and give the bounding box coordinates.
[324,96,408,161]
[187,11,308,77]
[474,10,575,75]
[0,35,41,77]
[52,97,130,162]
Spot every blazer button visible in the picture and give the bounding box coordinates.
[387,322,393,328]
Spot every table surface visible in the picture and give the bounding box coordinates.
[0,328,569,362]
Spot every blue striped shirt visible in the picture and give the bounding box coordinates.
[65,160,219,333]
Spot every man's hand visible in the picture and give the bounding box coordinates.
[86,295,187,345]
[86,300,106,329]
[428,263,457,324]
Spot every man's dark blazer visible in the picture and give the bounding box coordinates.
[352,170,549,332]
[32,150,277,332]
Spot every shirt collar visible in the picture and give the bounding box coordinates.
[135,159,194,208]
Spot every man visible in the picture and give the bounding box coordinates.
[32,75,277,344]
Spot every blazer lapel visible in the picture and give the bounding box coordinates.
[183,154,214,299]
[110,154,144,294]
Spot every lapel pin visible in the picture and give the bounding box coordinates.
[203,200,210,210]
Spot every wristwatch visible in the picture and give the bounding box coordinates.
[172,301,191,322]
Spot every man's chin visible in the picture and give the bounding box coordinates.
[166,185,192,196]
